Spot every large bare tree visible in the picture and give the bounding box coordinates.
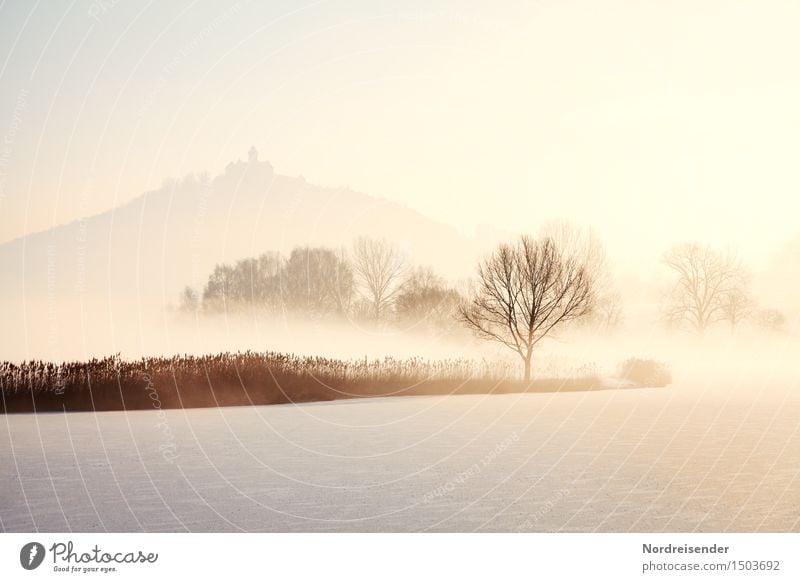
[459,235,595,381]
[352,237,406,324]
[662,243,745,333]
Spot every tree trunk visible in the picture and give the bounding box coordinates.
[523,356,531,383]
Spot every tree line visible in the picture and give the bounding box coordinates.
[662,242,786,334]
[179,228,789,382]
[179,237,462,331]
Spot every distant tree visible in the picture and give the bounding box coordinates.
[202,263,236,310]
[459,236,595,381]
[395,266,461,330]
[352,237,406,324]
[662,243,745,333]
[282,247,354,316]
[196,248,355,315]
[350,297,377,322]
[252,252,284,310]
[590,290,624,331]
[760,233,800,324]
[540,221,621,331]
[178,286,199,312]
[720,277,755,332]
[230,257,269,305]
[754,308,787,334]
[201,253,284,312]
[540,221,609,284]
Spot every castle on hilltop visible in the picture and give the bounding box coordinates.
[223,146,273,179]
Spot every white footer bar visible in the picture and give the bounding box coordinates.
[1,533,797,581]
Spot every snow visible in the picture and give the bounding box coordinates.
[1,384,798,532]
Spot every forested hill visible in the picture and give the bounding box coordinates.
[0,154,472,309]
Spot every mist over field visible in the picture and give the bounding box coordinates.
[0,154,796,388]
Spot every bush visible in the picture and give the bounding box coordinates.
[618,358,671,387]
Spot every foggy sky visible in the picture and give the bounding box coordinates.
[1,0,800,266]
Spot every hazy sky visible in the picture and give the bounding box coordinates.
[1,0,799,265]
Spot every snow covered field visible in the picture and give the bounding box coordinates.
[2,380,798,532]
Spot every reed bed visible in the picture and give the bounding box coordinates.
[0,351,603,413]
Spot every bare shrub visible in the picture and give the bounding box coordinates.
[618,358,672,387]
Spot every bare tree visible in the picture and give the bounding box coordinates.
[720,277,755,332]
[351,237,406,324]
[662,243,745,333]
[591,290,623,331]
[459,236,594,381]
[540,220,621,331]
[178,286,199,312]
[254,251,284,312]
[395,266,461,330]
[202,263,236,310]
[540,221,609,286]
[282,247,354,317]
[754,308,787,334]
